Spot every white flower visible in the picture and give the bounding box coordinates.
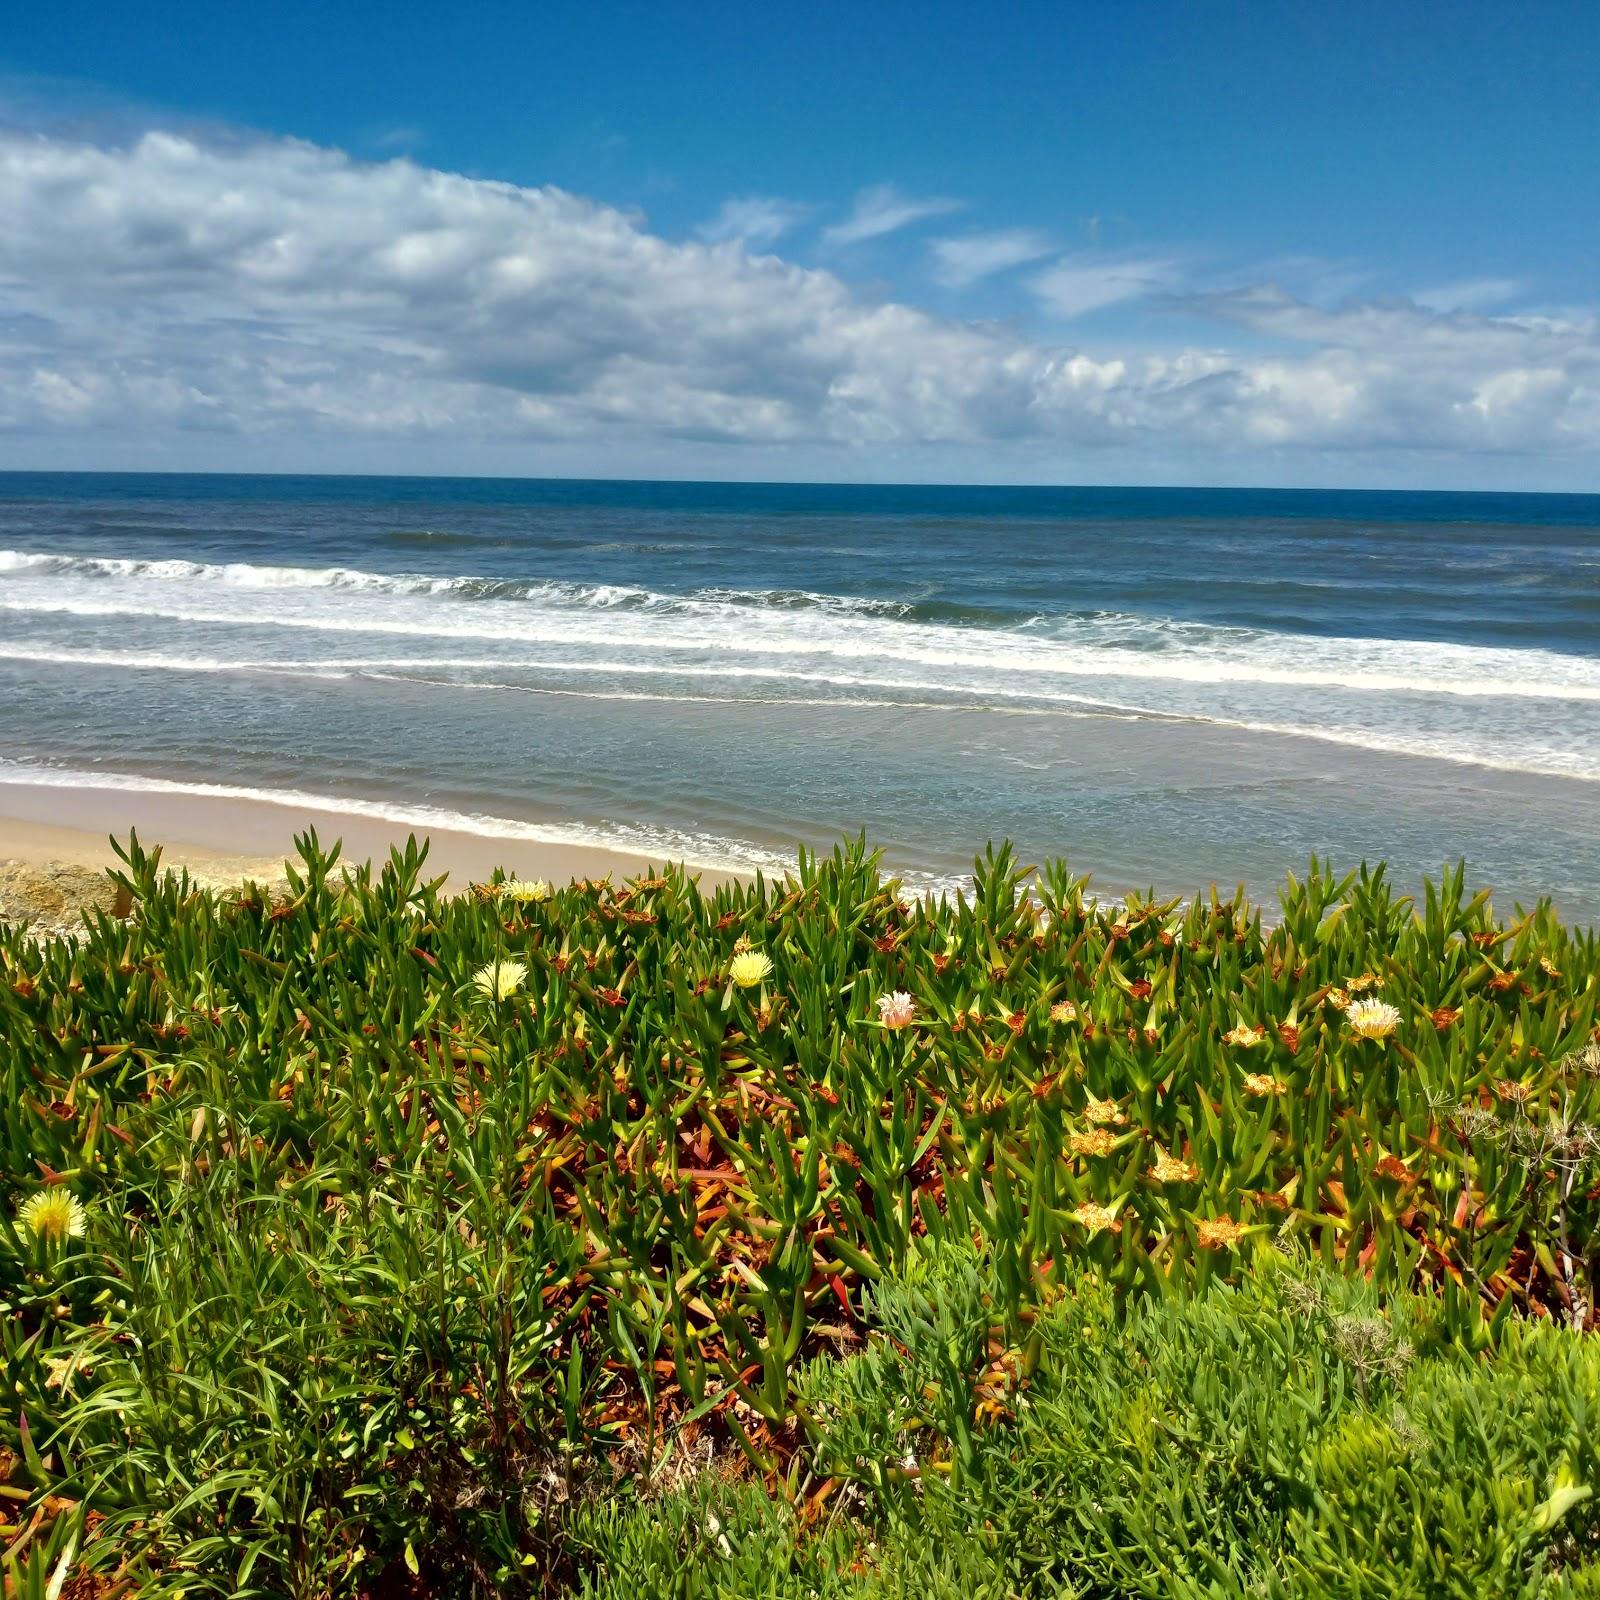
[876,991,917,1029]
[1346,997,1401,1041]
[472,959,527,1001]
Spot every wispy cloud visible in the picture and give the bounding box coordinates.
[1031,254,1180,318]
[368,124,427,153]
[697,195,812,248]
[822,183,962,247]
[1415,277,1525,313]
[929,228,1053,288]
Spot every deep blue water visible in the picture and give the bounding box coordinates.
[1,472,1598,916]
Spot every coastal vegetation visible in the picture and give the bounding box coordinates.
[3,833,1599,1597]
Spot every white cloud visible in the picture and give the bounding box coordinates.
[1031,254,1180,318]
[696,194,811,247]
[368,123,427,153]
[0,129,1596,473]
[1415,276,1525,313]
[929,228,1054,288]
[821,183,962,247]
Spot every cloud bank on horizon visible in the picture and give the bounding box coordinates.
[1,126,1597,486]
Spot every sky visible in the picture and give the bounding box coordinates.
[0,1,1597,488]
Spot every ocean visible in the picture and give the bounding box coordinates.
[1,472,1598,918]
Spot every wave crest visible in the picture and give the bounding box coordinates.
[0,547,926,616]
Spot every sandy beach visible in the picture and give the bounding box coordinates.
[0,777,751,897]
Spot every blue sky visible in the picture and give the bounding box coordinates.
[1,1,1597,486]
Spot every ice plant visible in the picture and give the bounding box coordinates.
[1242,1073,1285,1098]
[499,878,552,904]
[1223,1023,1266,1048]
[876,990,917,1028]
[1346,997,1401,1041]
[729,950,774,990]
[472,958,527,1002]
[1084,1094,1126,1127]
[1195,1217,1248,1250]
[4,821,1597,1588]
[1069,1128,1118,1157]
[1150,1150,1198,1184]
[1073,1200,1121,1236]
[20,1188,86,1248]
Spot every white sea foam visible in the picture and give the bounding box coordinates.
[0,548,902,616]
[5,542,1600,785]
[7,542,1600,702]
[5,583,1599,705]
[1,641,1595,781]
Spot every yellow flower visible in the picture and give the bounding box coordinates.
[472,958,527,1001]
[20,1189,86,1248]
[499,879,552,905]
[1325,988,1349,1010]
[729,950,774,990]
[1069,1128,1117,1157]
[1195,1216,1248,1250]
[1243,1073,1286,1098]
[1084,1094,1126,1127]
[1346,998,1401,1041]
[1345,973,1381,994]
[1050,1000,1079,1024]
[1073,1200,1121,1236]
[1539,956,1561,978]
[1149,1150,1198,1184]
[42,1353,85,1390]
[1223,1023,1266,1048]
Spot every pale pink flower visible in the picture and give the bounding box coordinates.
[876,990,917,1029]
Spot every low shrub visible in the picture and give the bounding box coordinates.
[572,1246,1600,1598]
[1,832,1597,1594]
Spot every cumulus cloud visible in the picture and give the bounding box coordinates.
[821,183,963,246]
[929,228,1054,288]
[0,128,1596,468]
[696,194,811,247]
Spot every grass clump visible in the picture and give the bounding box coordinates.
[573,1245,1600,1599]
[1,831,1598,1595]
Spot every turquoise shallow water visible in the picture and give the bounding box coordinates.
[1,473,1597,918]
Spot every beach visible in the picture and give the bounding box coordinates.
[3,473,1598,921]
[0,777,747,912]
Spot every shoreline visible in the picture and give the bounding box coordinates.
[3,770,1596,932]
[0,778,754,896]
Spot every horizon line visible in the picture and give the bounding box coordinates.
[1,467,1597,500]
